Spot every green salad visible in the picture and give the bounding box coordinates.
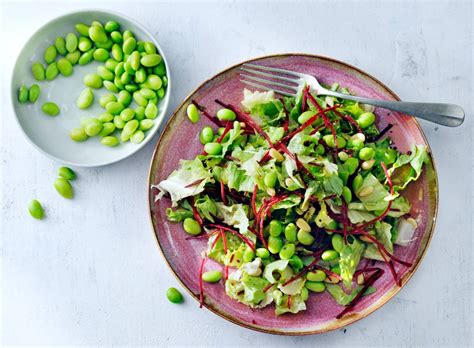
[153,84,429,318]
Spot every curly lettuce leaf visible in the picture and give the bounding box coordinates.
[339,237,365,288]
[326,284,377,306]
[195,195,217,222]
[364,221,393,261]
[275,293,307,316]
[355,173,390,211]
[215,202,250,237]
[389,144,429,192]
[153,158,212,206]
[165,207,193,222]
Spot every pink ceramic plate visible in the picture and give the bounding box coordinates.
[148,54,438,335]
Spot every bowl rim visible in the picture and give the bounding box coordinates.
[147,53,439,335]
[10,8,171,167]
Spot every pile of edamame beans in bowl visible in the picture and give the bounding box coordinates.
[18,19,168,147]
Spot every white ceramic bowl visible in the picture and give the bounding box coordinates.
[11,9,171,167]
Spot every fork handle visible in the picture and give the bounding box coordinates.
[323,91,465,127]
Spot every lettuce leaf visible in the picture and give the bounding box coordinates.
[356,173,390,211]
[165,207,193,222]
[389,144,429,192]
[326,284,377,306]
[339,237,365,288]
[364,221,393,261]
[215,202,250,237]
[153,158,212,206]
[275,293,307,316]
[195,195,217,222]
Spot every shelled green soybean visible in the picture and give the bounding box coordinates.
[20,19,167,148]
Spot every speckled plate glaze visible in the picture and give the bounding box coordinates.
[148,54,438,335]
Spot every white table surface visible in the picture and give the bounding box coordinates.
[1,1,472,347]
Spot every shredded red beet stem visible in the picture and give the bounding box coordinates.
[287,295,292,309]
[251,185,258,218]
[216,121,232,143]
[332,108,362,133]
[192,100,226,127]
[210,231,222,249]
[189,197,203,226]
[185,178,205,188]
[336,268,384,319]
[198,256,207,308]
[220,181,227,205]
[263,283,275,293]
[206,224,256,251]
[214,99,273,146]
[257,193,290,248]
[279,143,315,180]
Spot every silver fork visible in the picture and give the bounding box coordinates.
[240,63,464,127]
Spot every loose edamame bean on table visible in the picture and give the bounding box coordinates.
[54,177,74,199]
[28,199,45,220]
[58,167,76,181]
[166,287,183,304]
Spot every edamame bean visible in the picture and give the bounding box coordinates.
[123,37,136,55]
[82,73,102,89]
[70,127,88,142]
[54,178,73,199]
[78,37,92,52]
[85,118,103,136]
[125,84,138,92]
[103,80,119,93]
[144,42,157,54]
[65,33,78,53]
[99,94,117,108]
[117,90,132,107]
[123,30,134,41]
[104,20,119,33]
[331,234,344,253]
[140,88,155,99]
[297,229,314,245]
[105,58,118,71]
[111,43,123,61]
[268,236,283,254]
[216,108,236,121]
[162,76,168,88]
[101,136,119,147]
[41,102,60,116]
[28,199,45,220]
[307,270,326,282]
[140,53,162,67]
[54,36,67,55]
[348,138,364,150]
[110,31,123,43]
[95,66,113,81]
[98,122,115,137]
[264,172,277,188]
[199,126,214,144]
[145,103,158,119]
[183,217,201,235]
[342,186,352,203]
[18,86,28,103]
[45,62,59,80]
[352,174,363,193]
[186,104,199,123]
[31,62,45,81]
[139,119,154,131]
[144,74,162,90]
[359,147,375,161]
[298,110,316,124]
[75,23,90,36]
[323,134,346,148]
[345,157,359,174]
[114,116,125,129]
[284,223,297,242]
[66,50,81,65]
[331,265,341,275]
[204,142,222,155]
[279,243,295,260]
[120,108,135,121]
[78,50,94,65]
[88,26,108,43]
[269,220,282,237]
[306,281,326,293]
[202,270,222,283]
[44,45,57,64]
[76,88,94,109]
[242,248,255,263]
[58,167,76,181]
[120,71,132,84]
[93,48,109,62]
[90,20,103,28]
[321,249,339,261]
[28,84,40,103]
[129,51,141,70]
[289,255,304,272]
[166,287,183,304]
[57,58,73,76]
[301,287,309,301]
[357,112,376,129]
[157,88,165,99]
[135,106,146,120]
[130,130,145,144]
[256,248,270,259]
[154,62,166,77]
[121,119,139,141]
